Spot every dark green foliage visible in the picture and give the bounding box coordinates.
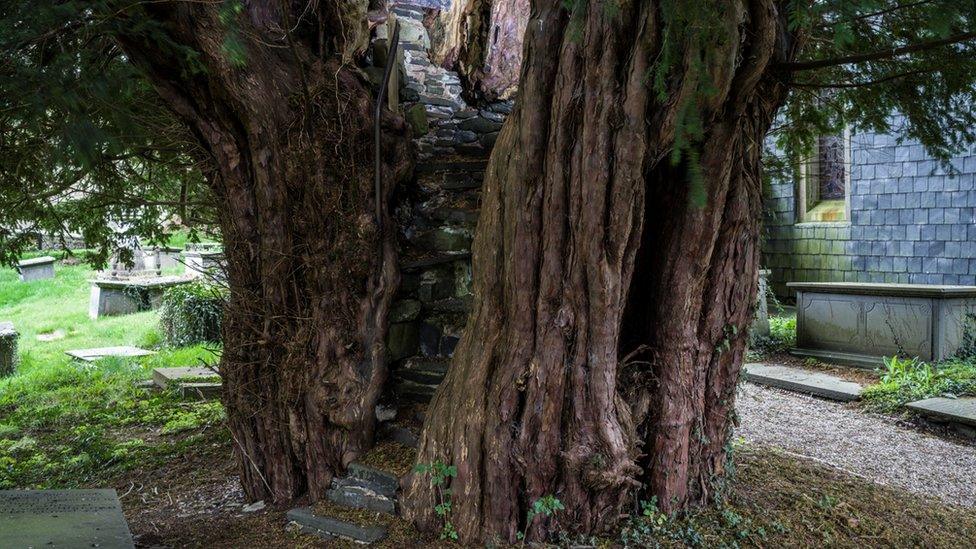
[771,1,976,172]
[159,282,225,347]
[0,1,216,268]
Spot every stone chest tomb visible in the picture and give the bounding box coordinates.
[16,256,55,282]
[790,282,976,367]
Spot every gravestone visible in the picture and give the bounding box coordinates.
[89,275,192,319]
[0,322,17,377]
[791,282,976,367]
[152,366,221,399]
[16,256,55,282]
[144,246,182,271]
[183,248,225,281]
[751,269,771,337]
[0,489,135,548]
[66,346,155,362]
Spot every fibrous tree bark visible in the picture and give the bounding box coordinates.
[403,0,798,543]
[427,0,529,100]
[116,1,411,501]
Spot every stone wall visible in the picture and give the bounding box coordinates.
[383,4,509,401]
[763,127,976,299]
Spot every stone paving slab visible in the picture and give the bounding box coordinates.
[743,363,862,402]
[66,346,155,362]
[907,397,976,427]
[286,507,386,543]
[0,489,134,548]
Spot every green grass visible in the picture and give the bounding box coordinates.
[0,259,225,489]
[748,314,796,359]
[862,355,976,412]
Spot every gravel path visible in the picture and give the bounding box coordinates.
[736,383,976,507]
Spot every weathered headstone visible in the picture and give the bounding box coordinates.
[16,256,55,282]
[0,489,135,548]
[65,346,155,362]
[89,275,192,319]
[144,246,182,271]
[751,269,771,337]
[183,248,225,280]
[0,322,17,377]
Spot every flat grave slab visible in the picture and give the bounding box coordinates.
[66,346,155,362]
[907,397,976,427]
[153,367,221,399]
[743,363,863,402]
[0,489,134,548]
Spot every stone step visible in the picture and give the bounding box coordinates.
[416,159,489,174]
[286,508,385,544]
[743,363,863,402]
[395,378,438,403]
[395,358,449,385]
[408,226,473,253]
[347,463,400,496]
[906,397,976,427]
[378,422,420,448]
[400,252,471,272]
[326,483,396,514]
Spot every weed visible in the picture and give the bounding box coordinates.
[414,461,458,540]
[862,355,976,412]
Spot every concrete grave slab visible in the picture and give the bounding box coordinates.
[907,397,976,427]
[66,346,155,362]
[744,363,863,402]
[0,489,134,548]
[17,256,55,282]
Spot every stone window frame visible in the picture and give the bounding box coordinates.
[796,127,852,225]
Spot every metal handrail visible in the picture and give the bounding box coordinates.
[374,20,401,231]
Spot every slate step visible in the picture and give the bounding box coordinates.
[906,397,976,427]
[326,483,396,514]
[347,463,400,496]
[286,507,385,543]
[416,159,489,174]
[378,423,420,448]
[395,358,449,385]
[395,378,439,403]
[400,252,471,272]
[743,363,863,402]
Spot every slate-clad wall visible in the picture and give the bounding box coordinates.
[764,125,976,299]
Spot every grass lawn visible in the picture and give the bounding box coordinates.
[0,257,224,490]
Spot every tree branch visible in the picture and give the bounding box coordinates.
[777,31,976,71]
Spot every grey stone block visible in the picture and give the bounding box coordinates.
[17,256,55,282]
[790,282,976,365]
[0,489,134,548]
[286,507,386,543]
[0,322,17,377]
[744,363,862,401]
[907,397,976,427]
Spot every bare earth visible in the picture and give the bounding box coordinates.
[736,383,976,507]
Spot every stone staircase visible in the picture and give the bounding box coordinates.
[287,3,508,543]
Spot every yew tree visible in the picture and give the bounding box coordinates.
[403,0,976,543]
[2,0,411,502]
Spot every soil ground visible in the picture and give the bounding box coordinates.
[109,420,976,548]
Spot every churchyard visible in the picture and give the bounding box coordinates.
[1,251,975,547]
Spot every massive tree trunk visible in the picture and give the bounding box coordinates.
[117,2,411,501]
[427,0,529,100]
[403,0,799,543]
